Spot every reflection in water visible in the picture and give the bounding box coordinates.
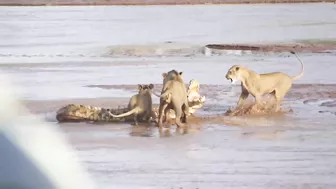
[240,127,286,140]
[158,126,190,138]
[129,125,155,137]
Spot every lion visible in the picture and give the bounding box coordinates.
[225,51,304,112]
[109,84,154,125]
[157,70,189,128]
[152,78,205,121]
[166,79,206,119]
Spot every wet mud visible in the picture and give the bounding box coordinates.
[206,43,336,53]
[23,82,335,133]
[19,71,336,189]
[86,83,336,117]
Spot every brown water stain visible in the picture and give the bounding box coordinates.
[206,43,336,53]
[22,82,336,135]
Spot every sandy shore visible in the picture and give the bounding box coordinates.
[0,0,335,6]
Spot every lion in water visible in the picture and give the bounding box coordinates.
[225,51,304,113]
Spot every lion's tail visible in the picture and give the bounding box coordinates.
[109,107,139,118]
[152,91,161,98]
[159,88,172,99]
[290,51,304,81]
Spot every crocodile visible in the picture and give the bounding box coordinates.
[56,80,206,124]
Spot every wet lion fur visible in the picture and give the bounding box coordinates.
[109,84,154,125]
[225,51,304,112]
[158,70,189,128]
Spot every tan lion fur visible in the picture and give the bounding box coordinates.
[158,70,189,128]
[109,84,154,125]
[225,51,304,112]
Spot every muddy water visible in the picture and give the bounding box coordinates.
[1,3,336,189]
[13,53,336,189]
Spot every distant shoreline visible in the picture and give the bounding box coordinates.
[0,0,334,6]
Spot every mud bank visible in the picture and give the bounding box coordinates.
[86,83,336,100]
[206,43,336,53]
[0,0,335,6]
[103,42,336,57]
[23,83,336,125]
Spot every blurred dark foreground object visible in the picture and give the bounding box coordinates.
[0,74,96,189]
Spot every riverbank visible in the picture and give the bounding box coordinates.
[206,41,336,53]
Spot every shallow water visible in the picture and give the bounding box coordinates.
[2,53,336,100]
[1,3,336,189]
[1,3,336,62]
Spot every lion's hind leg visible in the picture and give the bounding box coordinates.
[174,105,186,128]
[181,103,189,124]
[132,113,139,126]
[273,83,292,112]
[158,103,168,128]
[145,109,153,124]
[273,91,284,112]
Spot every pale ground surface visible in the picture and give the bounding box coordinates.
[1,0,335,5]
[1,3,336,189]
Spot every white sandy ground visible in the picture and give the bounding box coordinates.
[0,3,336,189]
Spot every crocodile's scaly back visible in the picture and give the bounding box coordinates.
[56,104,133,123]
[56,79,206,124]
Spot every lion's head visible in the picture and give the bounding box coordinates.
[162,69,184,85]
[225,65,245,84]
[137,84,154,94]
